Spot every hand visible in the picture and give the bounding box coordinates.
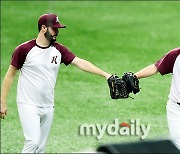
[1,101,7,119]
[105,73,112,80]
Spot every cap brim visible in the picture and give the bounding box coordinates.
[52,23,66,28]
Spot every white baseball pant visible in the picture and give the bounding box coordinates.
[17,103,54,153]
[166,100,180,151]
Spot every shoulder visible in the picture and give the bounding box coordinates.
[155,47,180,75]
[52,42,74,56]
[52,42,67,51]
[15,39,36,52]
[159,48,180,65]
[166,47,180,57]
[11,39,36,69]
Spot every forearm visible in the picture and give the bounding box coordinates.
[1,77,14,103]
[71,57,111,79]
[135,64,158,79]
[1,66,17,104]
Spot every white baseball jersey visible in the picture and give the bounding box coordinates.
[155,48,180,103]
[11,39,75,107]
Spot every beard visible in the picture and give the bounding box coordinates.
[44,28,58,44]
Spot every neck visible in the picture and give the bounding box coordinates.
[36,33,51,47]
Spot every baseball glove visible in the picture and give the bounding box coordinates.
[107,73,140,99]
[107,74,129,99]
[122,72,140,94]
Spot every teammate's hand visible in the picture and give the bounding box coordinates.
[0,101,7,119]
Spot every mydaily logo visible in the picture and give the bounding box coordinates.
[79,119,151,140]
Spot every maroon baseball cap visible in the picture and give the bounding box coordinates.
[38,13,66,28]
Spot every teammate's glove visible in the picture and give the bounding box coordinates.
[107,73,140,99]
[107,74,129,99]
[122,72,140,94]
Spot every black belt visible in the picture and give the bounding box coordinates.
[177,102,180,105]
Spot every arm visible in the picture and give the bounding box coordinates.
[71,57,111,79]
[135,64,158,79]
[1,65,18,119]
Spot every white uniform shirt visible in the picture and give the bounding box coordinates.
[11,39,75,107]
[155,48,180,103]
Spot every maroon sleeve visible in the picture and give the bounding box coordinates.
[155,48,180,75]
[11,40,36,69]
[53,43,76,66]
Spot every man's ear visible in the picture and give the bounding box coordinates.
[41,25,47,33]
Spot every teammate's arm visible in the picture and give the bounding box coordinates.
[71,57,111,79]
[1,65,18,119]
[135,64,158,79]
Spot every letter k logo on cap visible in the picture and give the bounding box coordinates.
[56,16,59,23]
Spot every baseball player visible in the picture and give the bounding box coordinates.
[0,13,111,153]
[134,48,180,150]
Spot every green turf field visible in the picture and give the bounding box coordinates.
[1,1,180,153]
